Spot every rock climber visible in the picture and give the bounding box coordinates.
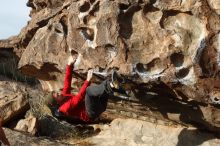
[46,53,126,122]
[0,118,10,146]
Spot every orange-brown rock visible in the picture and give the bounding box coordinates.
[1,0,220,135]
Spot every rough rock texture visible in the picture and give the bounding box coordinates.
[3,118,220,146]
[0,75,96,141]
[15,111,37,135]
[1,0,220,139]
[0,47,36,84]
[107,94,220,134]
[82,118,220,146]
[9,0,219,105]
[208,0,220,15]
[3,128,72,146]
[27,88,96,140]
[0,76,29,124]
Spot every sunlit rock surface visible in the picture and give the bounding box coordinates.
[3,118,220,146]
[0,0,220,143]
[208,0,220,15]
[15,111,37,135]
[83,118,220,146]
[9,0,218,106]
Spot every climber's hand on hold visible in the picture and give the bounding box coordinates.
[87,69,93,81]
[73,53,82,70]
[67,56,76,65]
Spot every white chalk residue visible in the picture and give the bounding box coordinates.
[191,24,207,62]
[79,23,97,49]
[174,20,182,28]
[79,30,87,40]
[210,96,220,104]
[216,33,220,66]
[107,47,117,63]
[139,72,165,81]
[78,12,88,19]
[136,68,166,82]
[86,40,96,48]
[177,67,196,86]
[74,53,82,69]
[93,71,109,77]
[172,34,182,47]
[193,38,206,63]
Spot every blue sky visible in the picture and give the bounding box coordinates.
[0,0,30,39]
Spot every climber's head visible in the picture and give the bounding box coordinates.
[45,91,63,107]
[52,91,61,99]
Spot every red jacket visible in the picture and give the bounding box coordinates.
[59,65,91,122]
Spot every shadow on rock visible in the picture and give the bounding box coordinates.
[118,81,220,135]
[38,115,95,139]
[177,128,217,146]
[28,90,98,140]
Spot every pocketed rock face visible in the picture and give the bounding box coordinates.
[17,0,219,105]
[153,0,201,11]
[1,0,220,133]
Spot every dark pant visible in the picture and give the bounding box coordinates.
[85,80,113,120]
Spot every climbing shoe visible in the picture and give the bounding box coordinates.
[111,70,124,90]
